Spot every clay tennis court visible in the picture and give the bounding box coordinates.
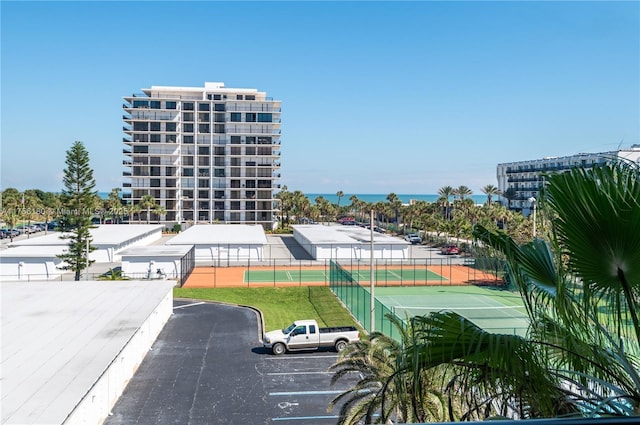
[182,263,501,288]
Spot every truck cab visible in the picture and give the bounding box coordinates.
[283,321,320,350]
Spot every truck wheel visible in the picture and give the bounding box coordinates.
[272,343,286,355]
[335,340,347,352]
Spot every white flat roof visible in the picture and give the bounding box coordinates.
[0,245,65,259]
[293,224,409,245]
[1,281,175,425]
[119,245,193,257]
[9,225,163,247]
[165,224,267,245]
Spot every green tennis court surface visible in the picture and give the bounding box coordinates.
[244,268,445,283]
[375,286,529,336]
[245,269,330,283]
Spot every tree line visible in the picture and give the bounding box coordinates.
[275,184,535,244]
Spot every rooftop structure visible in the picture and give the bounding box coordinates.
[496,145,640,212]
[292,224,409,260]
[2,225,164,280]
[122,82,282,230]
[119,245,195,282]
[165,224,268,263]
[1,281,174,425]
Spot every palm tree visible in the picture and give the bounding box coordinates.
[315,196,334,224]
[348,195,360,221]
[127,202,142,223]
[403,200,427,235]
[329,315,455,424]
[386,192,402,229]
[139,194,156,224]
[107,188,124,223]
[336,190,344,208]
[152,204,166,223]
[437,185,454,220]
[290,190,309,223]
[274,186,291,228]
[405,161,640,419]
[453,185,472,201]
[481,184,500,206]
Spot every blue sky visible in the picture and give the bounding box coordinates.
[2,1,638,194]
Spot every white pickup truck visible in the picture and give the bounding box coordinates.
[263,319,360,355]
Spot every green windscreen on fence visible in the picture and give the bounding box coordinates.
[329,260,404,341]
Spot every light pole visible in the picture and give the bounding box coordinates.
[528,197,537,238]
[370,209,375,333]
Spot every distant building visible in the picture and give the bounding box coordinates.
[497,145,640,213]
[122,82,282,230]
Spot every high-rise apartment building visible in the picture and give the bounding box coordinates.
[122,82,281,229]
[496,145,640,212]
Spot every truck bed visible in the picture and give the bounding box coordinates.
[319,326,358,333]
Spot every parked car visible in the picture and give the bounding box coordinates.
[2,229,19,238]
[441,244,460,255]
[338,217,356,225]
[16,225,31,234]
[404,233,421,244]
[263,319,360,355]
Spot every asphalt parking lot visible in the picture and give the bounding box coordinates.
[104,300,358,425]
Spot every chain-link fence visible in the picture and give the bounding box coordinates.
[329,260,404,340]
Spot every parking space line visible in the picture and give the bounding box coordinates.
[173,302,206,310]
[263,355,339,360]
[270,390,343,396]
[267,371,333,376]
[272,415,338,421]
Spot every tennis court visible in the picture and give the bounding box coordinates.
[183,260,501,288]
[244,267,444,284]
[375,286,529,336]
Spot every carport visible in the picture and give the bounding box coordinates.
[120,245,195,285]
[0,245,65,280]
[165,224,267,264]
[8,224,164,263]
[293,224,409,260]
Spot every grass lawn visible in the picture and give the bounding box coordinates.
[174,286,362,332]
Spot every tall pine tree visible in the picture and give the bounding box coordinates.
[58,141,97,281]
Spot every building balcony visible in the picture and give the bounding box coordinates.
[122,171,132,177]
[123,160,132,166]
[123,148,132,154]
[507,177,545,183]
[123,183,132,188]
